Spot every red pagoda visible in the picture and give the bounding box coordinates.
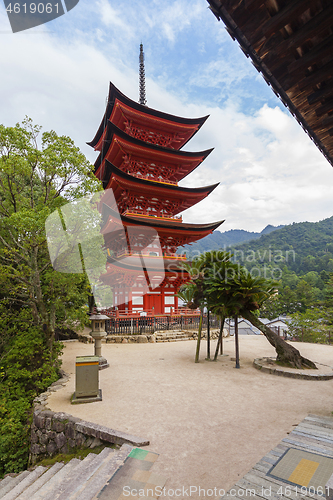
[89,50,223,315]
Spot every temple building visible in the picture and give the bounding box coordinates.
[89,49,223,315]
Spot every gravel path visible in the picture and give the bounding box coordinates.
[47,336,333,499]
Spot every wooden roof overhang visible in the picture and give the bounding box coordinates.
[103,161,219,216]
[94,123,213,184]
[100,203,224,251]
[101,261,190,290]
[207,0,333,167]
[88,82,209,151]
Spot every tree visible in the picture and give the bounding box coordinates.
[207,268,317,369]
[0,118,103,353]
[178,251,233,362]
[288,309,330,344]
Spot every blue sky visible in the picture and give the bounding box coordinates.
[1,0,333,232]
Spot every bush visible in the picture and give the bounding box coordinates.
[0,326,62,477]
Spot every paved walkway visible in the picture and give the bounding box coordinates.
[47,336,333,499]
[221,413,333,500]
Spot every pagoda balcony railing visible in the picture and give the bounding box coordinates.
[111,249,187,260]
[123,209,182,222]
[135,173,178,186]
[93,312,221,335]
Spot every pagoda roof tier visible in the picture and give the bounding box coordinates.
[94,123,213,185]
[100,261,190,290]
[88,82,209,151]
[100,202,224,253]
[102,161,219,217]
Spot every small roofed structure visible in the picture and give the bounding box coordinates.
[207,0,333,167]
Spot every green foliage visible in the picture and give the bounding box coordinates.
[180,225,283,257]
[0,396,32,475]
[0,309,61,477]
[230,217,333,276]
[180,217,333,318]
[205,264,277,318]
[179,250,233,310]
[0,118,102,477]
[288,309,332,344]
[0,118,103,349]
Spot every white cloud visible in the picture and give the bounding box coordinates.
[97,0,133,35]
[0,0,332,234]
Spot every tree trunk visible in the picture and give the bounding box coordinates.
[214,316,225,361]
[242,311,317,369]
[195,309,203,363]
[206,310,210,360]
[88,291,96,315]
[234,315,240,369]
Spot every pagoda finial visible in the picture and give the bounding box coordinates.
[139,43,147,106]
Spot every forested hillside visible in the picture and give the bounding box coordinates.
[232,216,333,276]
[231,216,333,317]
[182,216,333,318]
[180,224,284,255]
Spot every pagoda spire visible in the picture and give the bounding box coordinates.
[139,43,147,106]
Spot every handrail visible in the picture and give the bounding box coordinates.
[123,209,182,222]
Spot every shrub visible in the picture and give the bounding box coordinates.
[0,326,62,477]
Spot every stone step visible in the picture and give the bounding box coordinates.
[55,448,115,500]
[46,454,99,500]
[15,462,65,500]
[30,457,82,500]
[2,446,159,500]
[69,444,133,500]
[156,334,191,339]
[1,466,48,500]
[0,476,15,495]
[0,471,31,498]
[156,337,191,342]
[156,332,190,336]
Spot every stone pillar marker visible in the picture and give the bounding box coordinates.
[90,313,110,370]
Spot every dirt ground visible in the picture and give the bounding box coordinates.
[47,336,333,498]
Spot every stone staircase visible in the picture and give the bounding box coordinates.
[0,444,132,500]
[155,330,194,342]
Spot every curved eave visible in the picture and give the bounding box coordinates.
[101,203,224,234]
[88,82,209,149]
[105,258,188,273]
[103,160,219,201]
[93,122,213,179]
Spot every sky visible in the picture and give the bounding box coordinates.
[1,0,333,232]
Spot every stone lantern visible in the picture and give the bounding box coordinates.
[90,313,109,370]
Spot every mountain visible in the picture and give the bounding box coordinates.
[180,224,284,256]
[180,216,333,276]
[230,216,333,275]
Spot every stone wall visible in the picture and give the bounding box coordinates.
[78,330,229,344]
[78,333,156,344]
[106,334,156,344]
[29,370,149,465]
